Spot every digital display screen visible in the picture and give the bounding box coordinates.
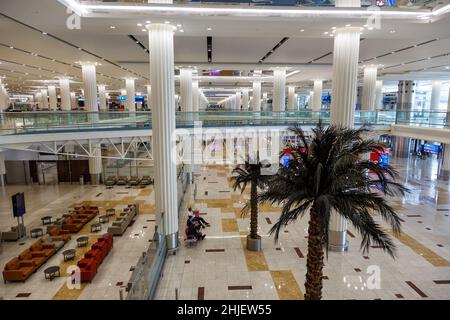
[423,144,440,154]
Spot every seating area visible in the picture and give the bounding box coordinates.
[116,176,128,185]
[61,205,99,233]
[3,240,59,283]
[1,224,26,242]
[41,228,71,251]
[76,234,113,282]
[140,176,153,186]
[104,176,117,186]
[107,204,137,236]
[129,176,141,186]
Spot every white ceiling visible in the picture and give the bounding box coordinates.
[0,0,450,96]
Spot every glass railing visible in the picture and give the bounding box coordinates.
[0,110,448,136]
[90,0,438,9]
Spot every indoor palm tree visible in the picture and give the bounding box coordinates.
[259,123,408,300]
[231,157,272,251]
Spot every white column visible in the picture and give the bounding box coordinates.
[180,68,193,112]
[89,143,103,184]
[59,79,71,111]
[81,63,98,111]
[288,86,296,111]
[48,85,57,111]
[146,85,152,108]
[125,79,136,112]
[235,91,242,110]
[70,92,77,109]
[375,80,383,110]
[147,22,178,249]
[98,85,107,111]
[309,91,314,109]
[430,80,441,111]
[329,0,361,252]
[273,69,286,112]
[312,80,323,112]
[41,89,49,109]
[361,66,378,111]
[192,80,199,112]
[35,92,42,109]
[242,88,249,110]
[252,81,261,111]
[0,152,5,186]
[330,26,361,127]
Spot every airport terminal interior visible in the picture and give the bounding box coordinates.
[0,0,450,301]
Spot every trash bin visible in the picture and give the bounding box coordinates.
[79,175,84,185]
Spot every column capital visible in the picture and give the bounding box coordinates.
[145,23,177,33]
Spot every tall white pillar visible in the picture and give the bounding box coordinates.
[98,85,107,111]
[48,85,57,111]
[89,143,103,184]
[330,26,360,127]
[329,0,361,252]
[180,68,193,112]
[124,79,136,112]
[430,80,442,111]
[81,63,98,112]
[288,86,296,111]
[375,80,383,110]
[41,89,49,109]
[361,66,378,111]
[0,152,6,186]
[147,22,179,250]
[252,82,261,111]
[312,80,323,112]
[309,91,314,109]
[235,91,242,110]
[273,69,286,112]
[70,92,77,109]
[192,80,199,112]
[35,92,42,109]
[59,79,71,111]
[242,88,249,110]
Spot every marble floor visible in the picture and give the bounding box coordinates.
[0,184,156,300]
[1,155,449,300]
[155,156,450,300]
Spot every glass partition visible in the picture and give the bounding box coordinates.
[1,110,449,136]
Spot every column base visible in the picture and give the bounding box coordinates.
[328,230,349,252]
[166,232,179,253]
[90,173,101,185]
[0,174,5,186]
[441,170,450,181]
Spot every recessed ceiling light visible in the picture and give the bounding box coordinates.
[110,25,116,29]
[137,23,142,27]
[180,29,184,33]
[164,21,170,24]
[446,66,449,69]
[363,24,368,27]
[300,29,305,32]
[142,29,146,32]
[42,32,47,35]
[78,48,82,50]
[368,27,373,30]
[389,29,396,33]
[345,24,351,27]
[146,20,151,24]
[9,46,13,49]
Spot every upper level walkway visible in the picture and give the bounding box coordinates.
[0,110,449,146]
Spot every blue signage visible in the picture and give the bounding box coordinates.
[423,144,441,154]
[119,95,144,102]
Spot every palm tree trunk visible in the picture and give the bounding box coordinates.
[304,204,324,300]
[249,179,258,239]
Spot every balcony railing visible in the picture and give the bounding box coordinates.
[0,110,448,136]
